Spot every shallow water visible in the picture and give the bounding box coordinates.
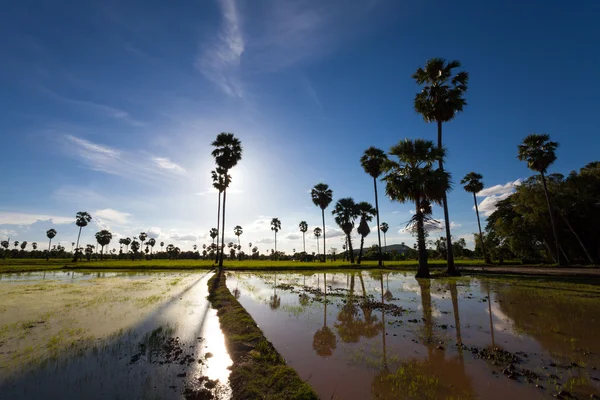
[228,271,600,400]
[0,271,232,399]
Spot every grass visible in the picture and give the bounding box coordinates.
[207,271,318,400]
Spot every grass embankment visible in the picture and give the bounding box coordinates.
[207,271,318,400]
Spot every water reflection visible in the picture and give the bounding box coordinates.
[313,273,336,357]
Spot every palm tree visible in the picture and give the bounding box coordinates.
[94,230,113,260]
[138,232,147,254]
[299,221,308,253]
[13,241,19,250]
[32,242,38,250]
[380,222,389,255]
[518,133,563,265]
[160,241,164,253]
[382,139,450,278]
[74,211,92,261]
[234,225,243,248]
[311,183,333,262]
[271,218,281,253]
[461,172,490,264]
[20,241,27,251]
[413,58,468,276]
[46,229,57,261]
[211,166,229,262]
[332,198,360,264]
[356,202,376,264]
[211,133,243,269]
[130,240,140,260]
[148,238,156,255]
[361,147,388,266]
[314,227,322,257]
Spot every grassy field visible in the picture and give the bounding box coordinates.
[0,258,498,273]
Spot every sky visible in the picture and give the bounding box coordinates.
[1,0,599,254]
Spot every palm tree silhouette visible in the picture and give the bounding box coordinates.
[234,225,243,248]
[313,227,321,258]
[413,58,468,276]
[74,211,92,261]
[518,133,563,265]
[138,232,147,256]
[95,230,113,260]
[148,238,156,255]
[311,183,333,262]
[46,229,57,260]
[299,221,308,254]
[32,242,38,251]
[130,240,140,260]
[361,147,388,266]
[461,172,490,263]
[269,273,281,310]
[379,222,389,256]
[211,166,229,262]
[356,201,376,264]
[332,198,360,264]
[382,139,450,278]
[211,133,243,269]
[270,218,281,253]
[313,273,337,357]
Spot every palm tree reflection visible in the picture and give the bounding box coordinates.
[313,273,336,357]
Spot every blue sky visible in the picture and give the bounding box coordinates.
[1,0,598,254]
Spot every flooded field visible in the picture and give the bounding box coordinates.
[0,271,232,399]
[228,271,600,400]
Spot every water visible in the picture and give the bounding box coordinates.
[228,271,600,400]
[0,271,232,399]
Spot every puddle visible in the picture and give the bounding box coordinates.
[0,271,232,399]
[228,271,600,400]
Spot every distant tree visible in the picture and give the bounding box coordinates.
[271,218,281,253]
[32,242,38,250]
[160,241,164,253]
[122,237,132,253]
[166,244,175,260]
[356,202,376,264]
[14,241,19,249]
[148,238,156,255]
[138,232,147,252]
[382,139,450,278]
[314,227,322,256]
[212,132,243,269]
[413,58,468,276]
[461,172,490,263]
[380,222,389,254]
[20,241,28,251]
[360,147,388,266]
[518,133,562,265]
[311,183,333,262]
[234,225,243,248]
[299,221,308,253]
[46,229,57,260]
[85,244,95,261]
[74,211,92,261]
[95,230,113,260]
[130,240,140,260]
[332,198,360,264]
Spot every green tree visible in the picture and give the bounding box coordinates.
[382,139,450,278]
[234,225,243,248]
[130,240,140,260]
[95,230,113,260]
[314,227,322,257]
[460,172,490,263]
[356,202,376,264]
[74,211,92,261]
[413,58,468,276]
[271,218,281,253]
[360,147,388,266]
[46,229,57,261]
[299,221,308,253]
[211,133,243,269]
[332,198,360,264]
[517,133,563,265]
[311,183,333,262]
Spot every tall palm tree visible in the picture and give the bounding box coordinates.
[138,232,147,253]
[311,183,333,262]
[382,139,450,278]
[299,221,308,253]
[332,198,360,264]
[314,227,322,257]
[271,218,281,253]
[148,238,156,255]
[211,132,243,269]
[360,147,388,266]
[46,229,57,261]
[413,58,468,276]
[356,201,376,264]
[211,166,229,262]
[74,211,92,261]
[234,225,243,248]
[518,133,563,265]
[14,241,19,249]
[461,172,490,264]
[32,242,38,250]
[94,230,113,260]
[20,241,27,251]
[380,222,389,254]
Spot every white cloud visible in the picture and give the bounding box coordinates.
[152,157,186,174]
[146,227,162,239]
[257,237,274,244]
[477,192,513,217]
[476,179,521,197]
[0,212,72,226]
[195,0,244,97]
[170,233,198,242]
[94,209,131,224]
[286,233,300,240]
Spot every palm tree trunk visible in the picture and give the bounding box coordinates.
[560,213,594,265]
[415,198,429,278]
[358,272,366,298]
[347,233,355,264]
[302,232,306,253]
[448,282,462,348]
[473,193,490,264]
[540,172,563,265]
[215,191,222,264]
[219,188,227,269]
[75,226,83,261]
[437,120,457,275]
[47,238,52,261]
[274,231,277,253]
[373,177,383,266]
[358,235,365,264]
[321,209,326,262]
[383,232,387,254]
[316,236,319,257]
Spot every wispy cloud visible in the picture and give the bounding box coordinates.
[195,0,244,97]
[195,187,243,196]
[152,157,186,174]
[476,179,522,216]
[95,209,131,224]
[0,212,72,225]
